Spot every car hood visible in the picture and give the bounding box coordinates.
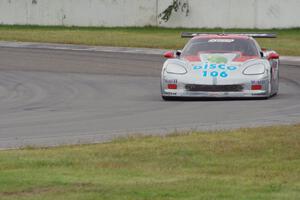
[183,53,259,63]
[180,53,264,85]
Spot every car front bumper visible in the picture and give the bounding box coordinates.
[161,78,270,98]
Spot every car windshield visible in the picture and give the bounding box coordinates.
[181,38,259,57]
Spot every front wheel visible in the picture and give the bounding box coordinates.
[268,70,273,97]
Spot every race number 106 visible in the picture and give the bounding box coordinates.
[202,71,228,78]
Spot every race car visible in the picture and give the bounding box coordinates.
[161,32,280,100]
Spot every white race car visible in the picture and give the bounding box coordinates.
[161,33,279,100]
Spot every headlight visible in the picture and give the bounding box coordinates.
[166,64,187,74]
[243,64,265,75]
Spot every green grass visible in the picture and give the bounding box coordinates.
[0,25,300,55]
[0,124,299,200]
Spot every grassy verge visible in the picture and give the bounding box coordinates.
[0,124,299,200]
[0,25,300,56]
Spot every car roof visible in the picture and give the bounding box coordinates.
[192,34,251,40]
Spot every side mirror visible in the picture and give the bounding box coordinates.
[175,50,182,57]
[163,51,175,58]
[268,52,280,60]
[260,51,265,58]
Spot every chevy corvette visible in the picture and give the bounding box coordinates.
[161,33,279,100]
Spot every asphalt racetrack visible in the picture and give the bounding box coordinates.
[0,47,299,148]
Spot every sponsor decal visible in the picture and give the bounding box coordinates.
[165,79,177,84]
[206,55,228,64]
[165,92,177,96]
[193,63,239,78]
[251,80,267,85]
[200,53,237,64]
[208,39,234,43]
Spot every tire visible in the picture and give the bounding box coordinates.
[268,70,279,98]
[268,70,273,97]
[275,68,280,95]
